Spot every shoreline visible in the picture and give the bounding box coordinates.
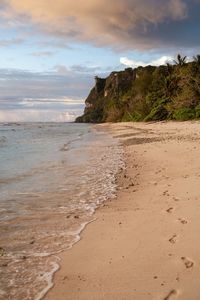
[45,121,200,300]
[0,123,123,300]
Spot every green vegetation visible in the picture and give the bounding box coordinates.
[173,108,196,121]
[76,55,200,123]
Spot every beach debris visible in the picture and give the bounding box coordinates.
[163,289,177,300]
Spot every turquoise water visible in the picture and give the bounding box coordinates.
[0,123,123,300]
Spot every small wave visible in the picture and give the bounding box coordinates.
[34,218,96,300]
[59,133,85,152]
[35,260,60,300]
[0,124,124,300]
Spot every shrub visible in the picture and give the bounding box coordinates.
[195,104,200,118]
[173,108,196,121]
[144,104,169,121]
[121,112,142,122]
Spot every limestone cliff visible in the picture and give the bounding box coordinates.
[76,60,200,123]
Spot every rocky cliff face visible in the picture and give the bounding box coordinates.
[76,68,136,123]
[76,62,200,123]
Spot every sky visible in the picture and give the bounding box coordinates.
[0,0,200,122]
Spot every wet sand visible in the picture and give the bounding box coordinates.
[45,121,200,300]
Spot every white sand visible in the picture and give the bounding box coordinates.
[45,121,200,300]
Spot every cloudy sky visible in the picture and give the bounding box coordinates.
[0,0,200,121]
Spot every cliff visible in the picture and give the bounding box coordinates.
[76,58,200,123]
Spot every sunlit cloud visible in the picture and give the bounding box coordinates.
[120,56,174,68]
[2,0,199,50]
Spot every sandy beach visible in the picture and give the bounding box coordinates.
[45,121,200,300]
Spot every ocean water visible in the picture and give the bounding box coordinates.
[0,122,124,300]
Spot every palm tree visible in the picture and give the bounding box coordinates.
[193,55,200,65]
[174,54,187,66]
[165,62,173,75]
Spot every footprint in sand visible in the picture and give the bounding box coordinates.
[173,197,180,202]
[163,190,170,196]
[166,207,174,213]
[163,289,177,300]
[169,235,177,244]
[181,257,194,269]
[178,218,188,225]
[77,275,86,281]
[183,175,189,179]
[156,169,162,174]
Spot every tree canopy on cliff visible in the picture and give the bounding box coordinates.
[76,55,200,123]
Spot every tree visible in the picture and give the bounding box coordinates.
[166,63,173,75]
[193,55,200,65]
[174,54,187,66]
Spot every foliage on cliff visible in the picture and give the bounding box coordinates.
[76,55,200,123]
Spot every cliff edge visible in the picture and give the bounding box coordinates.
[76,59,200,123]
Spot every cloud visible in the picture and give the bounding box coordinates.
[38,40,72,49]
[0,67,92,122]
[0,96,84,122]
[19,98,85,106]
[31,51,55,57]
[0,38,24,47]
[70,64,101,74]
[151,56,174,66]
[120,56,174,68]
[2,0,200,50]
[0,68,93,100]
[53,64,105,75]
[0,109,80,122]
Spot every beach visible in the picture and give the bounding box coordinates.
[45,121,200,300]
